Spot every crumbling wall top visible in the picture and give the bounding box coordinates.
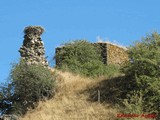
[96,42,128,51]
[24,26,44,36]
[19,26,48,66]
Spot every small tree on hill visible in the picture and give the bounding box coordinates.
[0,60,56,115]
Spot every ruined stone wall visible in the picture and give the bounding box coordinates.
[19,26,48,66]
[95,42,128,65]
[94,43,107,64]
[106,43,128,65]
[55,42,129,66]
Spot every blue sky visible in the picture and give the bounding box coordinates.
[0,0,160,83]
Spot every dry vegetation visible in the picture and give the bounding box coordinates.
[21,69,118,120]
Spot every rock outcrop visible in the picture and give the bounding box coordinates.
[19,26,48,66]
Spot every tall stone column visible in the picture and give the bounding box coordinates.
[19,26,48,66]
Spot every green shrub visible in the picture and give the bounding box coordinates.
[0,82,14,115]
[103,64,120,78]
[55,40,119,77]
[121,32,160,114]
[0,60,56,115]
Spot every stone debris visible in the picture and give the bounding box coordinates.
[0,114,19,120]
[19,26,48,66]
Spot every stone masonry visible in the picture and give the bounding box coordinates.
[96,42,128,65]
[19,26,48,66]
[55,42,129,66]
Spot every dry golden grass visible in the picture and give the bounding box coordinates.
[21,69,118,120]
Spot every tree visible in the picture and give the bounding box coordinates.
[122,32,160,113]
[0,60,56,115]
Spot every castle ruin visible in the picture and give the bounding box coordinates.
[55,42,128,66]
[19,26,48,66]
[96,42,128,65]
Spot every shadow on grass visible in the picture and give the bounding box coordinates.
[82,75,160,120]
[82,75,135,106]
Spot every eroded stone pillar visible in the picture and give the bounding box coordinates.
[19,26,48,66]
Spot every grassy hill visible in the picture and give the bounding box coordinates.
[21,69,118,120]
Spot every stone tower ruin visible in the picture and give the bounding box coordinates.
[19,26,48,66]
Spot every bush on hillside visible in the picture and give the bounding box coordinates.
[0,60,56,115]
[0,82,14,115]
[55,40,119,77]
[121,32,160,114]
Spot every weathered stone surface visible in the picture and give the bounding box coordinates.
[19,26,48,66]
[0,114,19,120]
[97,42,129,66]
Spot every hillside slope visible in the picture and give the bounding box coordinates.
[21,70,118,120]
